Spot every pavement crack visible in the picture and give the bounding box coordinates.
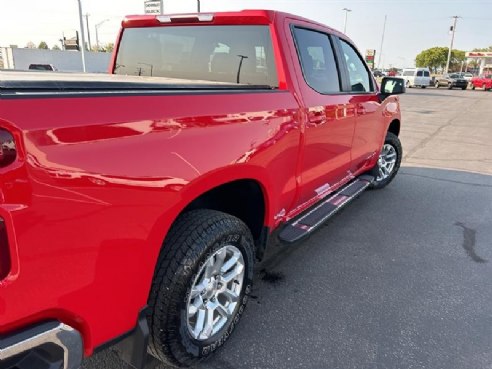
[454,222,488,263]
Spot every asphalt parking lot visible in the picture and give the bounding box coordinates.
[83,87,492,369]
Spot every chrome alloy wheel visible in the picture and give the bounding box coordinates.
[376,144,397,181]
[186,245,245,341]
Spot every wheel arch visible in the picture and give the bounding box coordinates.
[387,119,400,137]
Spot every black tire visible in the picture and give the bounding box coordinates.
[370,132,402,190]
[447,83,453,90]
[461,86,467,90]
[435,81,439,88]
[421,85,426,89]
[148,209,255,367]
[471,85,475,90]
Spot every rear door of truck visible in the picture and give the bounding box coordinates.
[284,18,356,206]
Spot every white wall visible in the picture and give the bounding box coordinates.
[0,48,112,73]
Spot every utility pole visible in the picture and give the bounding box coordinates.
[160,0,164,14]
[76,0,87,72]
[377,14,387,70]
[95,19,109,51]
[342,8,352,33]
[445,16,460,74]
[85,13,92,51]
[197,0,201,13]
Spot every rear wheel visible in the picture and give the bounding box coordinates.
[370,132,402,190]
[148,209,255,367]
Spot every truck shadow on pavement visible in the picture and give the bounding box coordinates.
[82,166,492,369]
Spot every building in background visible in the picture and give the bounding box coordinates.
[0,47,111,73]
[465,51,492,75]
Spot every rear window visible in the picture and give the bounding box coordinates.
[423,71,430,77]
[114,25,278,87]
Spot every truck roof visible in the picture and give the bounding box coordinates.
[122,9,343,37]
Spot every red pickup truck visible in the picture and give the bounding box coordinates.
[470,74,492,90]
[0,10,404,369]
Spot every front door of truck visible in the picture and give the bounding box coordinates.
[335,37,384,174]
[288,25,356,207]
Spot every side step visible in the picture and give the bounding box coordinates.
[278,175,374,243]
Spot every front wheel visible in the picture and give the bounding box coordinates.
[148,209,255,367]
[370,132,402,190]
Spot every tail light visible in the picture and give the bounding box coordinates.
[0,129,17,168]
[0,218,10,280]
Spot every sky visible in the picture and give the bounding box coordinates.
[0,0,491,68]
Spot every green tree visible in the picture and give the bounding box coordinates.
[102,42,114,52]
[38,41,49,49]
[472,46,492,52]
[52,45,61,51]
[415,47,466,73]
[91,42,114,52]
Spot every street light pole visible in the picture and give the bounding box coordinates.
[342,8,352,34]
[95,19,109,51]
[85,13,92,51]
[445,16,460,74]
[377,14,387,70]
[76,0,87,72]
[197,0,201,12]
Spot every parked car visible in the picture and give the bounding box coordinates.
[0,10,405,369]
[28,63,57,71]
[470,75,492,90]
[401,67,431,88]
[434,73,468,90]
[462,72,474,82]
[373,70,385,77]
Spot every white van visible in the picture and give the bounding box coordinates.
[401,68,431,88]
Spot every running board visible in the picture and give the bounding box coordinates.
[278,175,374,244]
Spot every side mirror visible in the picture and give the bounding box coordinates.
[380,77,405,99]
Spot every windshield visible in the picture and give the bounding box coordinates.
[114,25,278,87]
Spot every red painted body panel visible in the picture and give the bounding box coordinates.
[0,92,301,353]
[0,9,401,357]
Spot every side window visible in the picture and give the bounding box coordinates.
[339,39,372,92]
[416,70,424,76]
[292,27,341,94]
